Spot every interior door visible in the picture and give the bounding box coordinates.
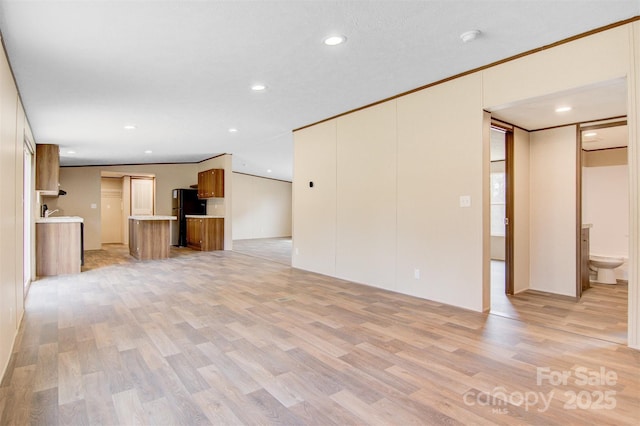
[131,178,155,216]
[101,177,123,243]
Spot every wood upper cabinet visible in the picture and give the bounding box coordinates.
[36,144,60,193]
[186,217,224,251]
[197,168,224,198]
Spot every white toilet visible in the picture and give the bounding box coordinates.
[589,255,624,284]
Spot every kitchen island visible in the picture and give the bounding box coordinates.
[36,216,83,276]
[129,215,176,260]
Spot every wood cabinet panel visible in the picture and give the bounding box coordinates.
[186,217,224,251]
[197,169,224,198]
[36,144,59,192]
[129,219,171,260]
[36,222,81,276]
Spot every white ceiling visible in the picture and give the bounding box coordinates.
[0,1,638,181]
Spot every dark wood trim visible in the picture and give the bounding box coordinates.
[582,146,627,152]
[490,117,528,133]
[532,116,627,133]
[576,125,583,299]
[62,161,201,168]
[197,153,228,163]
[233,171,292,184]
[295,17,640,133]
[580,119,627,131]
[505,130,515,296]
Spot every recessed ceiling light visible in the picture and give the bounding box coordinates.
[460,30,481,43]
[555,106,572,113]
[584,132,597,137]
[144,150,152,154]
[267,169,272,173]
[228,128,238,133]
[67,150,76,155]
[124,125,137,130]
[324,35,346,46]
[251,84,267,91]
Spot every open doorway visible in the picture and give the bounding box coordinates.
[490,123,514,314]
[101,177,124,244]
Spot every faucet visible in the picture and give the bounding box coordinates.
[45,209,59,218]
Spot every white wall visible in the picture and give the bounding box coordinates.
[337,101,397,291]
[513,127,531,294]
[583,161,629,279]
[293,120,337,275]
[396,74,486,311]
[529,126,578,296]
[232,173,292,240]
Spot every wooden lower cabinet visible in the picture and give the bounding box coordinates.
[186,217,224,251]
[129,219,172,260]
[36,222,81,276]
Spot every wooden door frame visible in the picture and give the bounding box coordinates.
[576,119,628,298]
[505,129,515,295]
[490,120,514,295]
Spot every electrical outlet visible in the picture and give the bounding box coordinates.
[459,195,471,208]
[414,268,420,279]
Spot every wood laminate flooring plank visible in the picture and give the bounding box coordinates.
[0,244,637,425]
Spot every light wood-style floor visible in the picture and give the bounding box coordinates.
[1,245,638,425]
[490,261,628,345]
[233,237,292,266]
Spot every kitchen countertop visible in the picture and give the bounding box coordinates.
[129,215,177,220]
[185,215,224,218]
[36,216,84,223]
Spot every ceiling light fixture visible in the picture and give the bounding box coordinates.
[67,150,76,155]
[144,150,152,154]
[228,128,238,133]
[555,106,572,113]
[251,84,266,91]
[124,125,137,130]
[460,30,481,43]
[584,132,598,137]
[267,169,272,173]
[324,35,346,46]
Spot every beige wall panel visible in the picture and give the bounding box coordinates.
[336,101,397,290]
[51,163,197,250]
[529,126,577,296]
[628,21,640,349]
[396,73,485,311]
[483,25,629,109]
[0,46,20,379]
[513,127,531,294]
[199,154,233,249]
[292,120,337,275]
[232,173,292,240]
[15,103,25,321]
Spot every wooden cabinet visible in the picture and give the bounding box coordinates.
[129,218,173,260]
[36,222,81,276]
[186,217,224,251]
[36,144,60,193]
[197,168,224,198]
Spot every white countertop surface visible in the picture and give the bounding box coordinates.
[185,215,225,219]
[129,215,177,220]
[36,216,84,223]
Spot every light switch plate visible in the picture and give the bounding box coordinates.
[459,195,471,208]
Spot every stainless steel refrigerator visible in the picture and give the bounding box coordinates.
[171,189,206,246]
